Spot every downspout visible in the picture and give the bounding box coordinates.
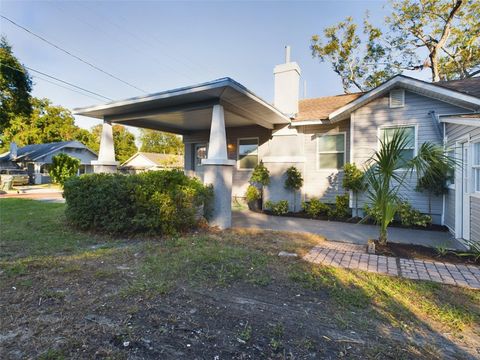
[428,110,443,139]
[441,121,446,226]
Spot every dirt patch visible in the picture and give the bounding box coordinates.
[1,248,479,359]
[374,242,479,265]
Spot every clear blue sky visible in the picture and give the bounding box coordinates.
[1,0,398,131]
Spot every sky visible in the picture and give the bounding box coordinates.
[1,0,407,133]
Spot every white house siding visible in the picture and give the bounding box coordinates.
[352,89,470,224]
[298,120,350,203]
[445,123,480,241]
[444,189,455,231]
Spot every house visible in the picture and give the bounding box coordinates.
[0,141,98,184]
[119,152,183,174]
[75,48,480,245]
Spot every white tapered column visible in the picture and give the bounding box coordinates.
[202,104,235,229]
[91,120,119,173]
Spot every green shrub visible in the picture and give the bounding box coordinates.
[334,194,350,218]
[245,185,261,202]
[49,153,80,186]
[264,200,289,215]
[363,203,382,223]
[396,201,431,227]
[302,198,331,218]
[63,170,213,235]
[249,161,270,187]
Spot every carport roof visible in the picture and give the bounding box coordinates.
[74,78,290,134]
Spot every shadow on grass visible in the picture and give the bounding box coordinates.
[289,260,479,358]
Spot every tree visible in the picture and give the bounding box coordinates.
[284,166,303,212]
[363,129,450,244]
[311,16,396,93]
[49,153,80,186]
[415,146,455,214]
[342,163,365,218]
[0,37,32,133]
[88,124,137,163]
[139,129,183,154]
[1,98,94,151]
[311,0,480,92]
[249,161,270,209]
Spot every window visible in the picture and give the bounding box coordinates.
[317,133,345,170]
[195,144,207,168]
[389,89,405,108]
[379,126,416,163]
[238,138,258,169]
[474,142,480,192]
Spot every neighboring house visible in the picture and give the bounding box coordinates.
[75,48,480,242]
[120,152,183,174]
[0,141,97,184]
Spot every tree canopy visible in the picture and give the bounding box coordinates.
[311,0,480,92]
[0,37,32,133]
[88,124,138,163]
[139,129,183,155]
[1,98,93,150]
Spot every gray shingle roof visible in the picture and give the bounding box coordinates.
[14,141,91,161]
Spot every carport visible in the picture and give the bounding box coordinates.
[74,78,289,228]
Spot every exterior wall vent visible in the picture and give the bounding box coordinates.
[389,89,405,108]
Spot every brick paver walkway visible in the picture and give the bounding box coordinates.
[304,243,480,289]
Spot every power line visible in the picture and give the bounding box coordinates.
[0,14,147,93]
[1,63,113,101]
[32,74,110,102]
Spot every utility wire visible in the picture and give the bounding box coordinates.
[32,73,110,102]
[1,62,113,101]
[0,14,147,93]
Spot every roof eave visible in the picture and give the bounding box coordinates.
[328,75,480,122]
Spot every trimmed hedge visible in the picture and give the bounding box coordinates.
[63,170,213,235]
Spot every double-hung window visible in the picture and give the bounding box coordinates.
[474,142,480,192]
[195,144,207,169]
[317,133,345,170]
[379,126,416,165]
[238,138,259,169]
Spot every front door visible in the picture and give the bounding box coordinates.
[461,142,470,240]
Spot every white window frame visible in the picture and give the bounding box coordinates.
[377,124,418,169]
[389,89,405,108]
[237,137,259,171]
[316,132,346,171]
[194,143,208,170]
[473,141,480,193]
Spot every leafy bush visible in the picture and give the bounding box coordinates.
[63,170,213,235]
[49,153,80,186]
[249,161,270,187]
[285,166,303,212]
[284,166,303,191]
[363,203,382,223]
[334,194,350,218]
[245,185,261,202]
[264,200,289,215]
[302,198,331,218]
[396,201,431,227]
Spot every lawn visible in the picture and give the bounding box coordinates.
[0,198,479,359]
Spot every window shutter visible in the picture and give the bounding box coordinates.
[389,89,405,108]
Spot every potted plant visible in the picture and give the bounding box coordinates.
[245,185,261,211]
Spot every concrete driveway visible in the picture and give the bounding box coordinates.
[232,210,463,250]
[0,185,64,203]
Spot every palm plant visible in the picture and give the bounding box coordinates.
[363,129,453,244]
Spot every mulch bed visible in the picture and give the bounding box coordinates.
[261,210,448,232]
[374,241,479,265]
